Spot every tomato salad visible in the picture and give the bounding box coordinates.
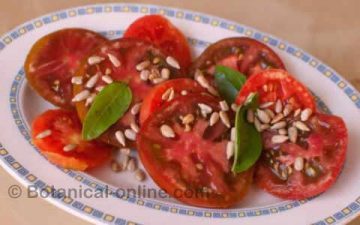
[25,15,348,208]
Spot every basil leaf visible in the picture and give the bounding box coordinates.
[214,65,246,104]
[82,82,132,140]
[232,92,262,173]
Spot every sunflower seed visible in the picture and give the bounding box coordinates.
[85,93,97,107]
[85,74,99,88]
[231,127,236,141]
[260,124,270,130]
[162,88,174,101]
[88,56,104,65]
[152,57,161,64]
[182,114,195,124]
[288,126,298,143]
[271,113,284,124]
[219,111,231,128]
[226,141,234,159]
[115,130,126,147]
[63,144,77,152]
[278,128,287,135]
[231,103,239,112]
[271,121,287,130]
[287,166,293,175]
[105,68,111,75]
[275,99,283,113]
[36,130,52,139]
[107,53,121,67]
[72,90,90,102]
[161,68,170,79]
[127,158,137,171]
[256,109,271,124]
[140,69,150,81]
[102,75,113,84]
[265,109,275,119]
[219,101,229,111]
[120,148,131,155]
[254,117,262,132]
[293,108,301,117]
[111,160,122,172]
[305,166,316,177]
[209,112,219,126]
[136,60,150,71]
[160,124,175,138]
[130,122,140,133]
[283,104,293,117]
[247,109,255,123]
[135,169,146,181]
[271,135,289,144]
[71,76,83,85]
[166,56,180,69]
[125,129,136,141]
[131,103,142,115]
[301,108,313,121]
[198,103,212,116]
[181,90,188,96]
[207,86,219,96]
[260,102,274,109]
[152,78,165,84]
[52,80,60,92]
[294,157,304,171]
[95,85,105,92]
[196,74,210,88]
[294,121,310,132]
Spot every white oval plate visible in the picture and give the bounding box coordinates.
[0,3,359,225]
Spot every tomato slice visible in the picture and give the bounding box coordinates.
[255,113,347,199]
[73,38,183,148]
[236,69,316,111]
[137,94,253,208]
[139,78,206,125]
[191,37,285,78]
[25,28,107,109]
[32,109,112,171]
[124,15,192,71]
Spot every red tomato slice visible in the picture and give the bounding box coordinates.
[236,69,316,111]
[73,39,183,148]
[191,37,285,78]
[137,94,253,208]
[25,28,107,109]
[139,78,206,125]
[255,113,347,199]
[32,109,112,171]
[124,15,192,71]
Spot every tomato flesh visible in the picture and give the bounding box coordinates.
[137,94,253,208]
[139,78,206,124]
[124,15,192,71]
[32,109,112,171]
[256,113,347,199]
[25,28,107,109]
[73,39,183,148]
[191,37,285,78]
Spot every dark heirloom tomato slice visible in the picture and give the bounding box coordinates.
[236,69,316,111]
[73,39,183,148]
[124,15,192,71]
[256,113,348,199]
[32,109,112,171]
[25,28,107,109]
[139,78,206,125]
[191,37,285,78]
[137,94,253,208]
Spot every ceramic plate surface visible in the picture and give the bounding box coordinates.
[0,3,359,225]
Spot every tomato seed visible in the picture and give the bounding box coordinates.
[135,169,146,181]
[182,114,195,125]
[35,130,52,139]
[294,157,304,171]
[120,148,131,155]
[111,160,122,172]
[140,70,150,81]
[63,144,77,152]
[161,68,170,80]
[127,158,137,171]
[152,57,161,64]
[105,68,111,75]
[160,124,175,138]
[136,60,150,71]
[161,88,174,101]
[95,85,105,92]
[107,53,121,67]
[196,163,204,170]
[181,90,188,96]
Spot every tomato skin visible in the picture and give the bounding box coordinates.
[25,28,107,109]
[255,113,348,199]
[32,109,112,171]
[138,94,253,208]
[236,69,316,111]
[139,78,206,125]
[124,15,192,71]
[191,37,285,78]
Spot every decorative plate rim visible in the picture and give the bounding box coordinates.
[0,3,359,225]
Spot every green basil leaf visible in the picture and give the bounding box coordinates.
[214,65,246,104]
[232,92,262,173]
[82,82,132,140]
